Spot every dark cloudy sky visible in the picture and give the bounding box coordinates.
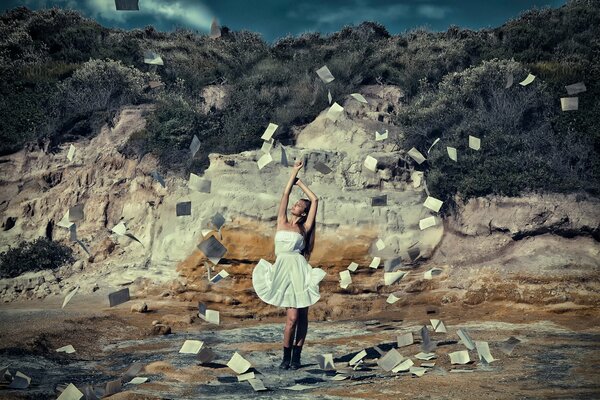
[3,0,567,41]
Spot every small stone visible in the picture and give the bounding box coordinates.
[131,302,148,313]
[151,324,171,335]
[159,291,171,297]
[151,320,160,326]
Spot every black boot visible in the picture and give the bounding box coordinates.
[279,347,292,369]
[290,345,303,370]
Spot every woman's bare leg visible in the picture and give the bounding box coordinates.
[283,308,299,348]
[294,307,309,346]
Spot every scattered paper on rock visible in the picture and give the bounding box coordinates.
[397,332,414,347]
[387,293,401,304]
[519,73,536,86]
[384,270,406,285]
[350,93,368,103]
[475,341,496,363]
[419,216,437,230]
[347,262,359,272]
[424,267,443,280]
[57,383,83,400]
[457,328,476,350]
[369,257,381,269]
[339,270,352,289]
[227,352,251,374]
[179,340,204,354]
[56,345,76,354]
[326,102,344,122]
[430,319,447,333]
[377,348,405,372]
[375,130,388,141]
[449,350,471,365]
[391,358,414,373]
[317,353,336,370]
[423,196,443,212]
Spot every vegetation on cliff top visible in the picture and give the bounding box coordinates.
[0,0,598,204]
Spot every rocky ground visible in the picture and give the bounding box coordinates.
[0,289,599,400]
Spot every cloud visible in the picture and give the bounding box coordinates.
[417,4,451,19]
[84,0,213,31]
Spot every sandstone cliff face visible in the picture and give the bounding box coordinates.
[0,85,598,318]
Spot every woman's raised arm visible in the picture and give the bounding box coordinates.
[295,178,318,231]
[277,160,303,226]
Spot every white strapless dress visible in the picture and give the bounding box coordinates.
[252,230,326,308]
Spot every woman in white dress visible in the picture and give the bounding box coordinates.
[252,160,326,370]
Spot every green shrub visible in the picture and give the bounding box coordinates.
[396,59,598,206]
[0,237,74,279]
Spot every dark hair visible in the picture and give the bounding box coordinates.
[296,198,315,260]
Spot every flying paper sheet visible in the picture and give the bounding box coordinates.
[457,328,475,350]
[210,18,221,39]
[261,123,279,141]
[257,153,273,170]
[475,341,496,363]
[316,353,336,370]
[347,262,359,272]
[198,308,220,325]
[369,257,381,269]
[108,288,130,307]
[198,236,227,262]
[327,90,332,105]
[411,171,424,188]
[407,246,421,262]
[410,366,427,377]
[8,371,31,389]
[227,352,251,374]
[326,102,344,122]
[123,363,144,381]
[314,161,333,174]
[423,196,443,212]
[176,202,192,217]
[248,378,267,392]
[210,269,229,284]
[150,171,166,188]
[419,216,437,230]
[237,372,255,382]
[188,173,211,193]
[519,73,536,86]
[469,135,481,150]
[179,340,204,354]
[351,93,368,104]
[415,352,437,360]
[505,73,514,89]
[280,146,289,167]
[316,65,335,83]
[197,347,217,364]
[386,293,401,304]
[339,270,352,289]
[56,345,76,354]
[363,155,378,172]
[397,332,414,347]
[421,325,436,352]
[371,194,387,207]
[408,147,426,164]
[375,238,385,251]
[261,138,274,154]
[560,97,578,111]
[115,0,139,10]
[190,135,201,157]
[67,144,76,162]
[57,211,73,229]
[105,379,122,397]
[565,82,586,95]
[62,286,79,309]
[384,257,402,272]
[449,350,471,364]
[391,358,414,373]
[111,222,128,236]
[330,374,348,381]
[286,384,313,391]
[421,362,436,368]
[375,130,388,141]
[424,267,443,280]
[384,270,406,285]
[57,383,83,400]
[447,146,457,162]
[143,51,163,65]
[430,319,447,333]
[499,336,520,355]
[211,212,226,230]
[349,350,367,366]
[427,138,440,154]
[69,204,84,222]
[127,377,148,385]
[377,348,404,372]
[69,224,77,242]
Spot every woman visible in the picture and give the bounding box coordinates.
[252,160,326,370]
